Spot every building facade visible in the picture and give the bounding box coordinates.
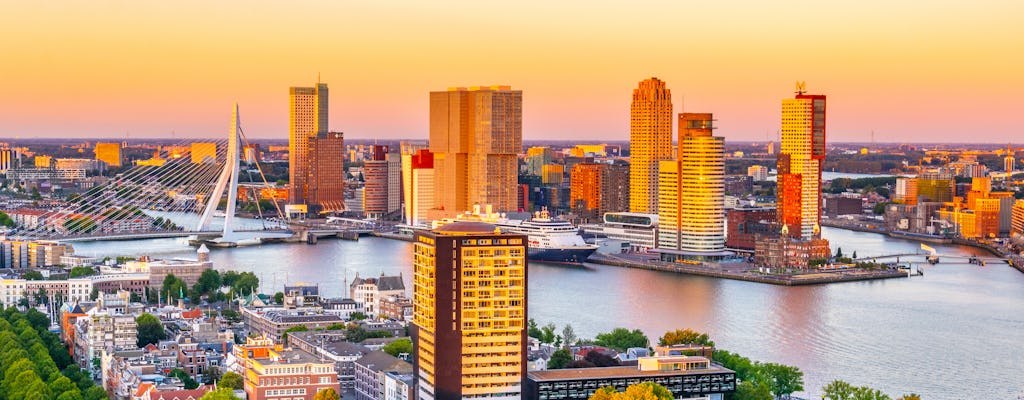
[289,83,329,205]
[401,142,431,225]
[233,336,340,400]
[412,222,528,400]
[777,86,826,240]
[570,163,629,223]
[430,86,522,217]
[525,356,735,400]
[308,132,346,213]
[726,207,777,251]
[629,78,673,213]
[191,142,218,164]
[658,113,725,253]
[95,143,123,167]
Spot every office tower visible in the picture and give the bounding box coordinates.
[430,86,522,218]
[570,163,630,220]
[657,113,725,253]
[94,143,123,167]
[401,141,430,225]
[289,83,329,205]
[525,147,553,176]
[191,142,217,163]
[777,84,826,240]
[412,221,528,400]
[894,177,919,205]
[747,165,769,182]
[364,145,391,219]
[541,164,564,184]
[243,144,261,164]
[1006,144,1016,173]
[629,78,673,213]
[0,149,19,172]
[404,149,435,226]
[307,132,346,213]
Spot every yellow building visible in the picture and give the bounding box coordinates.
[191,142,218,163]
[629,78,673,213]
[570,144,607,157]
[657,113,724,253]
[430,86,522,217]
[541,164,563,184]
[34,155,52,168]
[777,89,826,240]
[412,221,527,400]
[94,142,122,167]
[289,83,329,205]
[1012,200,1024,237]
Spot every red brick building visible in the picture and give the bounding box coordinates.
[233,336,341,400]
[726,207,777,251]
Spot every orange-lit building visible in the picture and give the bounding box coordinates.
[94,142,123,167]
[190,142,218,164]
[541,164,564,184]
[629,78,673,213]
[777,86,826,240]
[307,132,345,213]
[289,83,329,205]
[570,163,629,222]
[1012,200,1024,237]
[233,335,340,400]
[430,86,522,217]
[657,113,725,253]
[404,149,435,226]
[61,303,88,356]
[894,177,918,205]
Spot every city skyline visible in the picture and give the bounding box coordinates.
[2,1,1022,142]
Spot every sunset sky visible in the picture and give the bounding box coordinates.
[2,1,1022,143]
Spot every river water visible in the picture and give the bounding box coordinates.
[70,227,1024,398]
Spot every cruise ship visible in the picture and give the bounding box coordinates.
[433,205,598,264]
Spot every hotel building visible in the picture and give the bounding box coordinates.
[629,78,673,213]
[412,221,528,400]
[289,83,329,205]
[657,113,725,254]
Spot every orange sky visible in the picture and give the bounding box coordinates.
[1,1,1022,142]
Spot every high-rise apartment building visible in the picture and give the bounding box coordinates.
[430,86,522,218]
[289,83,329,205]
[629,78,673,213]
[747,165,769,182]
[363,145,401,219]
[0,149,19,172]
[777,85,826,240]
[525,147,553,176]
[657,113,725,253]
[570,163,629,222]
[191,142,218,164]
[308,132,346,213]
[94,143,123,168]
[412,222,527,400]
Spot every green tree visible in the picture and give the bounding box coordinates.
[547,348,572,369]
[733,380,773,400]
[594,328,648,351]
[589,382,673,400]
[82,386,108,400]
[540,323,557,344]
[562,324,577,347]
[349,311,368,321]
[23,270,44,281]
[835,247,844,258]
[282,325,308,341]
[169,368,199,390]
[823,380,856,400]
[162,274,188,301]
[199,387,242,400]
[851,386,892,400]
[659,328,714,347]
[528,318,542,340]
[136,313,166,347]
[326,323,347,330]
[218,372,244,390]
[382,338,412,357]
[0,210,15,227]
[194,269,222,298]
[69,267,97,278]
[274,292,284,305]
[873,202,889,215]
[759,362,804,399]
[313,387,341,400]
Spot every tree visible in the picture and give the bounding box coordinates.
[201,367,222,384]
[23,270,44,281]
[733,380,773,400]
[199,387,242,400]
[540,323,557,344]
[218,372,244,390]
[162,274,188,301]
[835,247,844,258]
[274,292,284,305]
[759,362,804,399]
[282,325,308,341]
[852,251,858,259]
[382,338,412,358]
[349,311,367,321]
[0,210,15,227]
[194,269,222,298]
[68,267,96,278]
[851,386,892,400]
[313,388,341,400]
[82,386,108,400]
[589,382,673,400]
[528,318,542,340]
[584,350,620,367]
[823,380,856,400]
[659,328,714,347]
[562,324,577,347]
[169,368,199,390]
[136,313,166,347]
[896,395,921,400]
[594,328,648,351]
[547,348,572,369]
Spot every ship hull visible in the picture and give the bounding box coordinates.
[528,247,597,264]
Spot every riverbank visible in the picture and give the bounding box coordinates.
[586,253,910,286]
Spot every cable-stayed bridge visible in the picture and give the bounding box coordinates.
[13,104,297,246]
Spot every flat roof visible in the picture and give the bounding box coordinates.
[528,365,733,382]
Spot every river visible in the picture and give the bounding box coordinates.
[69,227,1024,399]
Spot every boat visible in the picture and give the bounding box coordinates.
[434,205,598,264]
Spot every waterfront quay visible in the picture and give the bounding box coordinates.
[586,252,910,286]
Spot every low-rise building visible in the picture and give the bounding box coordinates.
[580,212,659,252]
[241,308,346,341]
[525,355,735,400]
[353,351,413,400]
[121,246,212,289]
[753,233,832,269]
[350,274,406,316]
[74,310,138,376]
[233,336,341,400]
[378,295,412,322]
[288,331,370,392]
[725,207,776,251]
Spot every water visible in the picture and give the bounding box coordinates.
[69,227,1024,399]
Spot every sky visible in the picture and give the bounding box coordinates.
[1,1,1022,143]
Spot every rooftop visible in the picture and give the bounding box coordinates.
[528,363,733,382]
[433,221,500,235]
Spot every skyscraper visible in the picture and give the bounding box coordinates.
[405,149,435,226]
[429,86,522,218]
[629,78,673,213]
[401,141,430,225]
[307,132,346,213]
[777,83,826,240]
[94,142,123,168]
[412,221,527,400]
[289,83,329,205]
[1005,144,1016,173]
[570,163,629,222]
[657,113,725,253]
[363,145,401,219]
